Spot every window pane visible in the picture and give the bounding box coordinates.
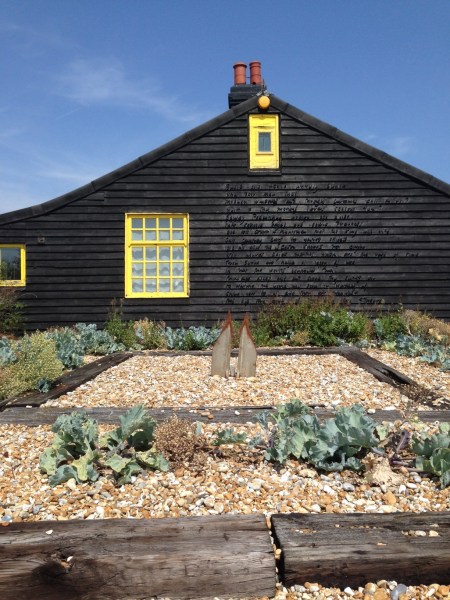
[131,218,143,229]
[145,218,156,229]
[159,230,170,241]
[145,263,157,276]
[145,248,156,261]
[132,230,143,241]
[159,263,170,276]
[172,263,184,277]
[159,279,170,292]
[132,263,143,276]
[172,230,183,241]
[173,279,184,292]
[159,218,170,229]
[145,279,157,292]
[173,247,184,260]
[144,230,156,241]
[159,248,170,260]
[132,279,143,292]
[258,132,271,152]
[172,218,183,228]
[132,248,143,260]
[0,248,21,280]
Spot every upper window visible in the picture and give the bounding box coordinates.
[249,114,279,169]
[0,244,26,286]
[125,214,189,298]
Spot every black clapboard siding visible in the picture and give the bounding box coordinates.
[0,94,449,329]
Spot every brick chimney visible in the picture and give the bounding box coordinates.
[228,61,264,108]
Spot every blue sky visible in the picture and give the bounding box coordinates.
[0,0,449,214]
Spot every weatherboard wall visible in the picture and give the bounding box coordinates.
[1,100,449,329]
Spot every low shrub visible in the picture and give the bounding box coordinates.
[104,312,138,350]
[0,332,63,400]
[134,318,167,350]
[46,327,84,369]
[373,311,408,342]
[153,416,209,468]
[0,287,24,334]
[403,309,450,345]
[75,322,124,355]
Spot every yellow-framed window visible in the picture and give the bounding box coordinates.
[125,214,189,298]
[249,114,279,169]
[0,244,26,286]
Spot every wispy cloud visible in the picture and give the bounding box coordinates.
[363,133,416,158]
[57,58,211,124]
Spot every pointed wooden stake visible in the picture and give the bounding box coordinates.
[237,314,257,377]
[211,311,233,377]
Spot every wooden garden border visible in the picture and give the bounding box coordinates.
[1,512,449,599]
[0,345,448,416]
[1,405,450,426]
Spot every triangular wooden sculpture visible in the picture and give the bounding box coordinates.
[237,314,257,377]
[211,311,233,377]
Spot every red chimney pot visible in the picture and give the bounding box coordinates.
[233,62,247,85]
[249,61,262,85]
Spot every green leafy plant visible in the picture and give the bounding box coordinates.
[0,336,15,366]
[0,287,24,334]
[133,318,167,350]
[0,333,63,400]
[46,327,85,369]
[40,406,169,487]
[164,326,219,350]
[211,428,248,446]
[373,311,408,343]
[412,424,450,487]
[104,299,139,350]
[75,322,124,355]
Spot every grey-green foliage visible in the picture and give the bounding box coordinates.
[395,334,450,370]
[211,428,248,446]
[412,423,450,487]
[46,323,125,369]
[0,337,15,366]
[40,406,168,487]
[75,322,124,355]
[46,328,85,369]
[257,401,379,471]
[164,326,220,350]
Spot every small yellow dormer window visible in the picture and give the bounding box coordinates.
[249,114,279,169]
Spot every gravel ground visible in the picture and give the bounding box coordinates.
[46,353,415,411]
[365,349,450,399]
[2,350,450,599]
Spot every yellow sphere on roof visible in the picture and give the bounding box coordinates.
[258,95,270,110]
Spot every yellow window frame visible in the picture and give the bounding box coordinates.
[125,213,189,298]
[0,244,26,286]
[249,114,279,169]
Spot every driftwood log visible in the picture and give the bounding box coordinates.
[272,512,450,588]
[0,515,275,600]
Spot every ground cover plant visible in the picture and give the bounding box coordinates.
[0,332,63,399]
[39,402,450,489]
[1,296,449,403]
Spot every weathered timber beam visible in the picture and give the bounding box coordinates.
[1,405,449,426]
[271,512,450,588]
[0,515,276,600]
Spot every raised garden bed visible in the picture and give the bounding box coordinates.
[0,347,449,599]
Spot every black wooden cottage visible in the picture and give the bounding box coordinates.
[1,61,449,330]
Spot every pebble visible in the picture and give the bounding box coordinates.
[1,351,449,600]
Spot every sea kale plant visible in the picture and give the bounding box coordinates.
[164,326,220,350]
[40,406,168,487]
[213,400,380,473]
[411,423,450,488]
[46,323,124,369]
